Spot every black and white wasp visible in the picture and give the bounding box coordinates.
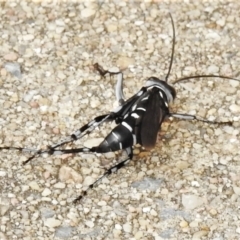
[1,14,239,203]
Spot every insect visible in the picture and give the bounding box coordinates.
[1,13,239,203]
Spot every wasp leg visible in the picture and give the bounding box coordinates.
[170,113,232,125]
[94,63,125,105]
[73,147,133,203]
[0,114,115,164]
[50,114,114,149]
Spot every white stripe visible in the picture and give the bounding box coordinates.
[165,101,168,107]
[119,142,122,149]
[111,167,118,173]
[137,107,146,111]
[141,96,149,101]
[137,90,143,96]
[74,130,81,136]
[89,120,95,125]
[54,151,63,155]
[132,104,137,111]
[93,121,99,127]
[124,159,130,165]
[131,113,139,119]
[112,132,119,140]
[147,85,164,92]
[132,134,137,145]
[122,121,133,132]
[159,92,163,98]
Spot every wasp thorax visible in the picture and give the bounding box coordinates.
[145,77,176,103]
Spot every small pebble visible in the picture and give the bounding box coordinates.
[85,221,94,228]
[4,62,22,78]
[192,230,209,239]
[55,226,73,239]
[58,166,83,183]
[53,182,66,189]
[182,194,204,210]
[229,104,240,113]
[134,231,143,239]
[180,220,188,228]
[123,223,132,233]
[209,209,218,216]
[44,218,61,228]
[42,188,52,197]
[81,8,96,18]
[4,52,18,61]
[29,181,40,191]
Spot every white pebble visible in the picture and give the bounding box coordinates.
[0,171,6,177]
[176,161,189,170]
[115,224,122,230]
[23,34,34,41]
[216,18,225,27]
[193,143,202,150]
[44,218,61,228]
[23,90,38,102]
[182,194,204,210]
[229,79,239,87]
[83,176,94,186]
[0,232,7,240]
[97,201,107,206]
[104,152,115,159]
[29,181,40,191]
[233,186,240,195]
[123,223,132,233]
[190,221,199,228]
[4,62,22,79]
[42,188,52,197]
[55,19,65,26]
[4,52,18,61]
[205,32,221,41]
[53,182,66,189]
[150,209,158,216]
[81,8,96,18]
[207,65,219,74]
[192,230,208,239]
[84,138,103,148]
[219,158,228,165]
[142,207,151,213]
[55,226,73,238]
[191,181,200,187]
[134,231,143,239]
[56,27,65,34]
[59,166,83,183]
[85,220,94,228]
[40,105,48,114]
[229,104,240,113]
[90,99,101,108]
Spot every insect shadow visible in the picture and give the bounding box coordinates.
[1,13,239,203]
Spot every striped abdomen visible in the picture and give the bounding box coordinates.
[95,87,170,153]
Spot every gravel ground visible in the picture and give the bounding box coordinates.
[1,1,240,240]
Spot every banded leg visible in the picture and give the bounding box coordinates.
[170,113,232,125]
[0,113,115,164]
[73,147,133,203]
[94,63,125,105]
[51,114,113,149]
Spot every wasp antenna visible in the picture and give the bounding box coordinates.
[172,74,240,85]
[165,13,175,83]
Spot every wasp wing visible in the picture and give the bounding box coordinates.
[105,87,169,151]
[134,88,169,150]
